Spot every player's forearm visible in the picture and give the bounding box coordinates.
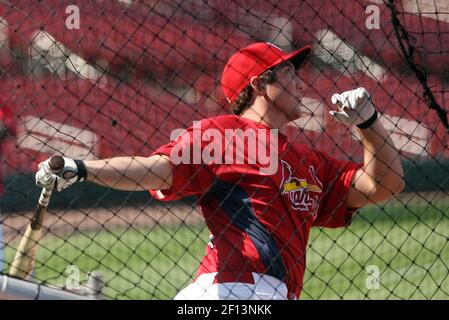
[84,155,173,191]
[357,120,405,199]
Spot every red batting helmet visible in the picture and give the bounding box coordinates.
[221,42,312,104]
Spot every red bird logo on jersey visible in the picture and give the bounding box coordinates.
[280,160,323,216]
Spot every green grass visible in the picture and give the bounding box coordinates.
[302,201,449,299]
[3,200,449,299]
[4,223,210,299]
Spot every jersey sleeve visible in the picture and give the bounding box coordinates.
[148,123,216,201]
[313,151,362,228]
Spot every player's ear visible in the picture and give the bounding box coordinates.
[249,76,266,95]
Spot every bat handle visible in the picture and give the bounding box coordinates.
[38,188,53,207]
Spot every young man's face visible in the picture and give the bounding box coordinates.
[265,62,305,121]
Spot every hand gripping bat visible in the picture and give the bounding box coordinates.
[9,155,65,279]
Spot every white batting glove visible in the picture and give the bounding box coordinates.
[35,156,87,191]
[330,87,378,128]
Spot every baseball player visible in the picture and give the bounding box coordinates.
[35,42,404,300]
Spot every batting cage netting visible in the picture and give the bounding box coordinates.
[0,0,448,300]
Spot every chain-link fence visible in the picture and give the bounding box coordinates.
[0,0,448,300]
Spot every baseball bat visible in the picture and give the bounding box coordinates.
[9,155,65,279]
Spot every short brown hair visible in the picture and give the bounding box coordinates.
[231,69,276,115]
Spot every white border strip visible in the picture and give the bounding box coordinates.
[0,275,94,300]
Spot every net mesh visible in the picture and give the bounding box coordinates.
[0,0,448,299]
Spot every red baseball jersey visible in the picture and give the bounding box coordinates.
[149,115,361,298]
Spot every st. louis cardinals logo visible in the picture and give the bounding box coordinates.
[280,160,323,217]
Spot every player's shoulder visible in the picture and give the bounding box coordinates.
[196,114,255,130]
[290,142,328,163]
[291,142,316,155]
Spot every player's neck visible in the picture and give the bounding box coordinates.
[240,101,289,129]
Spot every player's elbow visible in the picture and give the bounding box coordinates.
[389,168,406,195]
[394,178,406,194]
[372,177,405,203]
